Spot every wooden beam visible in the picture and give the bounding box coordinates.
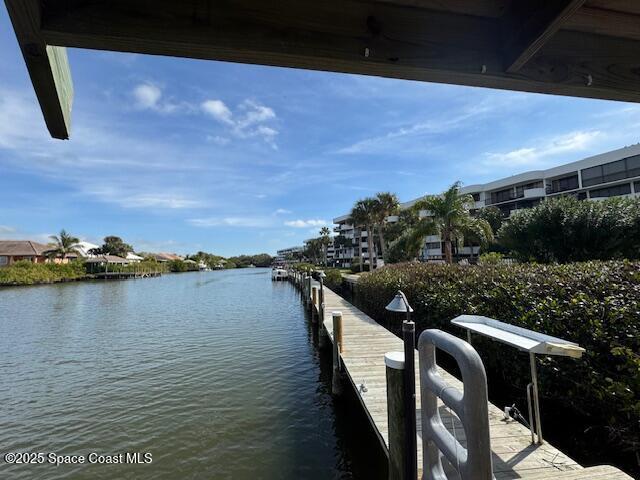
[4,0,73,139]
[565,6,640,42]
[37,0,640,103]
[503,0,587,73]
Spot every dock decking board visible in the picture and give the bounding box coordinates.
[300,277,632,480]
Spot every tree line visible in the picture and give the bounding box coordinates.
[42,233,272,269]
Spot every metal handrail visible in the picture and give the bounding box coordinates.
[418,329,493,480]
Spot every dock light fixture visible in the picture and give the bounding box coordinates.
[385,290,417,480]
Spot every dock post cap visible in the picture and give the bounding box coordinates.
[384,351,405,370]
[331,311,342,317]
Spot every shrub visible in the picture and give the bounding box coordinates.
[0,260,87,285]
[478,252,504,265]
[498,196,640,263]
[350,258,362,273]
[355,261,639,464]
[168,259,199,272]
[321,268,343,290]
[292,262,315,272]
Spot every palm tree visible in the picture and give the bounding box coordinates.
[373,192,400,259]
[410,182,494,264]
[46,229,81,260]
[351,198,378,271]
[319,226,331,266]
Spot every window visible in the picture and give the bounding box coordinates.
[550,174,579,192]
[635,181,640,193]
[582,156,640,187]
[471,193,480,202]
[490,188,513,204]
[589,183,631,198]
[602,159,627,183]
[426,242,441,250]
[0,256,7,266]
[627,155,640,178]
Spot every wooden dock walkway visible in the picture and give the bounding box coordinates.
[92,271,162,280]
[300,277,631,480]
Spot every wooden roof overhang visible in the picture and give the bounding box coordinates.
[5,0,640,140]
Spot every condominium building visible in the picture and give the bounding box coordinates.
[275,246,305,264]
[303,238,336,265]
[332,215,377,269]
[333,144,640,264]
[276,246,304,258]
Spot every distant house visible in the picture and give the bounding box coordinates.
[126,252,144,262]
[84,255,129,272]
[0,240,50,266]
[75,241,100,257]
[150,253,184,263]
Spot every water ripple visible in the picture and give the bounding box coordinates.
[0,269,359,479]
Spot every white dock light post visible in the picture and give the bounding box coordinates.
[386,290,417,480]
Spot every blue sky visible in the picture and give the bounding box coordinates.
[2,8,640,256]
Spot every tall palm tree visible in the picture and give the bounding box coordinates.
[47,229,81,260]
[351,198,378,271]
[373,192,400,259]
[319,226,331,266]
[410,182,494,264]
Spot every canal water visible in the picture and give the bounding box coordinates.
[0,269,385,479]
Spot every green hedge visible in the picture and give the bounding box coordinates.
[355,261,639,466]
[0,260,87,285]
[168,259,198,272]
[90,259,168,274]
[498,196,640,262]
[320,268,343,291]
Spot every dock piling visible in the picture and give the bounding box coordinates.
[333,311,343,354]
[311,286,318,322]
[318,277,328,348]
[331,311,343,396]
[385,351,407,480]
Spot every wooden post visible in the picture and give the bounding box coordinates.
[318,279,328,348]
[385,351,407,480]
[311,286,318,323]
[331,311,343,396]
[334,311,344,353]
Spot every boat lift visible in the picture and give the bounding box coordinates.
[451,315,585,445]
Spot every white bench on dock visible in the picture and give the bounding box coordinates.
[301,277,632,480]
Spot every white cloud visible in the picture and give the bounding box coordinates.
[482,130,602,168]
[237,100,276,128]
[201,98,279,148]
[187,216,273,228]
[132,82,189,114]
[82,187,202,210]
[335,98,498,155]
[133,83,162,110]
[0,90,52,149]
[0,225,16,234]
[201,100,234,125]
[207,135,230,146]
[273,208,292,215]
[284,219,328,228]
